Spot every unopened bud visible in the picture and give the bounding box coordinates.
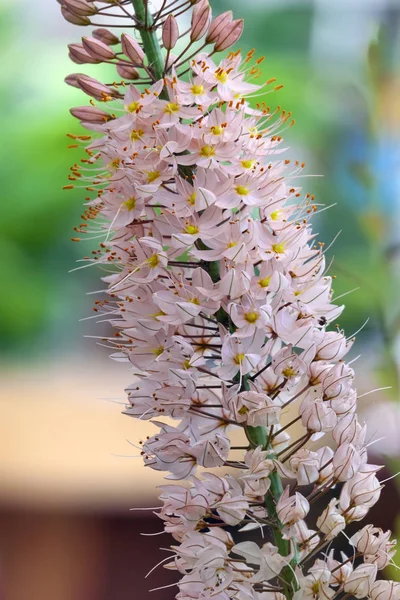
[116,63,140,80]
[190,0,212,42]
[276,486,310,525]
[68,43,101,64]
[70,106,112,123]
[370,580,400,600]
[162,15,179,51]
[214,19,244,52]
[92,28,119,46]
[206,11,233,44]
[65,73,86,88]
[62,0,96,16]
[61,6,91,26]
[82,36,116,61]
[333,443,363,482]
[121,33,145,65]
[76,75,119,100]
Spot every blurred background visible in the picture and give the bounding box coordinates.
[0,0,400,598]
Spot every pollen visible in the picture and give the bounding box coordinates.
[235,185,250,196]
[244,311,259,323]
[200,145,215,158]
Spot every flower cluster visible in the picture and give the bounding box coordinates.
[60,0,399,598]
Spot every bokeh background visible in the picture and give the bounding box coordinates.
[1,0,400,598]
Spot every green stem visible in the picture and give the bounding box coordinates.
[131,0,165,81]
[246,423,298,598]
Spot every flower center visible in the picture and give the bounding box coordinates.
[122,197,136,211]
[147,254,159,268]
[185,224,199,235]
[210,125,223,136]
[227,241,237,248]
[153,346,164,356]
[272,242,285,254]
[244,311,259,324]
[215,70,228,83]
[164,102,180,114]
[191,84,204,95]
[259,276,271,288]
[235,185,250,196]
[282,366,297,378]
[200,145,215,158]
[130,128,144,141]
[187,192,196,205]
[126,101,141,113]
[234,353,245,365]
[147,170,160,183]
[270,210,281,221]
[241,159,255,169]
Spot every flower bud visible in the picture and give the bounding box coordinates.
[61,6,91,25]
[343,563,377,598]
[190,0,212,42]
[316,498,346,540]
[315,331,351,361]
[116,63,140,80]
[214,19,244,52]
[300,397,337,433]
[333,413,366,446]
[62,0,96,16]
[92,28,119,46]
[276,486,309,525]
[162,15,179,51]
[205,11,233,44]
[70,106,112,123]
[68,43,101,64]
[64,73,86,88]
[82,36,116,61]
[121,33,145,65]
[340,464,382,515]
[370,580,400,600]
[76,75,119,100]
[351,525,396,570]
[332,443,363,482]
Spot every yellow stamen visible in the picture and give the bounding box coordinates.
[234,353,245,365]
[210,125,223,136]
[147,254,159,268]
[130,128,144,141]
[126,101,141,113]
[200,145,216,158]
[241,159,255,169]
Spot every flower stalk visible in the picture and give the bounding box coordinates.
[60,1,399,598]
